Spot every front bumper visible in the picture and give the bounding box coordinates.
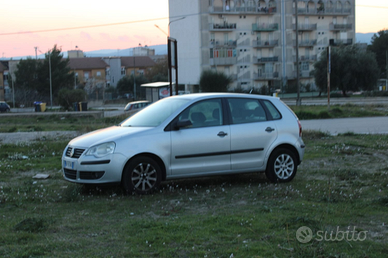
[62,152,127,184]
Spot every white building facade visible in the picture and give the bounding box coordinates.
[169,0,355,92]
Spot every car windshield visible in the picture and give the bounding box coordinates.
[120,98,190,127]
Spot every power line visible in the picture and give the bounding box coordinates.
[0,17,170,36]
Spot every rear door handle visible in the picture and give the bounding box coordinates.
[217,131,228,137]
[265,127,275,132]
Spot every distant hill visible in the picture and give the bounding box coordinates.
[83,44,167,58]
[6,44,168,60]
[356,33,375,44]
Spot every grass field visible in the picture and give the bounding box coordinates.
[0,131,387,257]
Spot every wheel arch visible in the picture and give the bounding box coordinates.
[121,153,167,183]
[266,144,301,170]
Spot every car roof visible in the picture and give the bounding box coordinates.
[167,92,278,101]
[127,100,150,104]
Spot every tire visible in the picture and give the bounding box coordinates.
[123,156,161,195]
[265,148,297,183]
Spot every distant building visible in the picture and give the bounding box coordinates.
[68,50,85,58]
[0,62,7,100]
[133,46,156,56]
[169,0,356,92]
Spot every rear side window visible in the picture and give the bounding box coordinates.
[263,100,282,120]
[227,98,267,124]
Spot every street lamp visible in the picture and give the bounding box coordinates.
[38,49,53,108]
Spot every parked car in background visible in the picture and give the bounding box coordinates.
[62,93,305,194]
[124,100,151,111]
[0,101,10,112]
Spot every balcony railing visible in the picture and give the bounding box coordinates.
[293,7,351,15]
[293,24,317,31]
[330,23,352,31]
[209,23,237,31]
[210,57,237,66]
[293,39,317,47]
[252,40,279,48]
[210,40,237,48]
[252,23,279,32]
[254,56,279,63]
[293,55,317,62]
[210,5,277,14]
[329,38,353,46]
[253,72,279,80]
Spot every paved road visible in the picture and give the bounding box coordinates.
[300,116,388,135]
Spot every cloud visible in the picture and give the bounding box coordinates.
[100,33,111,40]
[118,35,130,42]
[80,32,92,40]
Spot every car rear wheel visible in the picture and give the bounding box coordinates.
[123,156,161,194]
[266,148,297,183]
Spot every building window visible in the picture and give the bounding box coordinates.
[96,71,101,77]
[121,67,126,75]
[138,70,144,75]
[84,72,89,79]
[106,68,110,76]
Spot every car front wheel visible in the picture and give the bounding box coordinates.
[123,156,161,194]
[266,148,297,183]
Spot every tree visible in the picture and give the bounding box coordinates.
[368,29,388,78]
[116,75,149,100]
[313,45,379,96]
[145,57,168,82]
[199,70,232,92]
[35,45,74,100]
[57,88,86,110]
[14,57,40,103]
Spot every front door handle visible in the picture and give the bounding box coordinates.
[265,127,275,132]
[217,131,228,137]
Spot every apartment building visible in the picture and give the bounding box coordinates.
[169,0,355,92]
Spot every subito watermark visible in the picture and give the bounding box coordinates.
[296,226,368,243]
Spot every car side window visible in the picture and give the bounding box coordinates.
[227,98,267,124]
[263,100,282,120]
[178,99,223,128]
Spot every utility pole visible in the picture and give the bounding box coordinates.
[133,47,136,101]
[295,0,301,106]
[327,46,331,110]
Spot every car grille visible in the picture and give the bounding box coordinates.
[65,147,85,159]
[80,171,105,180]
[64,168,77,179]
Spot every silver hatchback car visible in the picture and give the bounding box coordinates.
[62,93,305,194]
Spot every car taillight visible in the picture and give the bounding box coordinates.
[298,120,302,137]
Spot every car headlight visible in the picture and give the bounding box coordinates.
[85,142,116,158]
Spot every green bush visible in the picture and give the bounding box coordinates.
[57,88,86,110]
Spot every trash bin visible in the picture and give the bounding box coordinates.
[40,103,46,112]
[81,102,88,112]
[73,102,79,111]
[34,101,41,112]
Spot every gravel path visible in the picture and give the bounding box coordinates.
[0,131,81,144]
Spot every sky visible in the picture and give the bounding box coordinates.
[0,0,387,59]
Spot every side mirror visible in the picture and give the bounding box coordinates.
[175,119,192,129]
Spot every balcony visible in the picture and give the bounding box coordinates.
[293,24,317,31]
[293,39,317,47]
[209,23,237,31]
[252,40,279,48]
[254,56,279,64]
[210,40,237,48]
[210,57,237,66]
[330,23,353,31]
[293,7,351,16]
[252,23,279,32]
[209,5,277,14]
[293,55,317,62]
[253,72,279,80]
[329,38,353,46]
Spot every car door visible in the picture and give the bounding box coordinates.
[170,98,231,176]
[227,98,278,170]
